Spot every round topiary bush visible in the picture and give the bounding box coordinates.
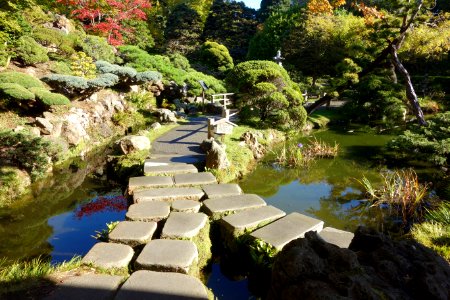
[0,83,35,101]
[15,36,49,66]
[199,41,234,74]
[29,87,70,106]
[0,72,45,89]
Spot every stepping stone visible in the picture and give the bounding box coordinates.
[135,239,198,274]
[174,172,217,187]
[202,183,242,199]
[146,154,205,164]
[161,212,208,239]
[133,187,205,203]
[108,221,157,247]
[44,274,124,300]
[115,270,208,300]
[144,163,198,176]
[203,194,267,219]
[128,176,173,194]
[172,200,201,213]
[251,212,324,250]
[221,205,286,235]
[319,227,354,248]
[82,242,133,269]
[126,202,170,222]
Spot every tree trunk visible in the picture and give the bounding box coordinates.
[390,46,427,126]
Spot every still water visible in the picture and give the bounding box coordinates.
[0,126,395,299]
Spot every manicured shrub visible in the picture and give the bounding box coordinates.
[182,71,227,97]
[134,71,162,84]
[199,41,234,74]
[29,87,70,106]
[81,35,116,63]
[31,27,78,57]
[15,36,49,66]
[0,72,44,89]
[169,53,191,71]
[0,83,35,101]
[49,61,72,75]
[87,73,120,88]
[96,60,137,79]
[226,60,306,129]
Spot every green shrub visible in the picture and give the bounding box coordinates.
[199,41,234,74]
[81,35,116,63]
[0,130,56,181]
[169,53,191,70]
[226,60,306,129]
[87,73,120,88]
[49,61,72,75]
[426,201,450,225]
[125,91,156,110]
[31,27,77,57]
[15,36,49,66]
[0,83,35,101]
[388,112,450,167]
[135,71,162,84]
[0,72,44,89]
[96,60,137,78]
[28,87,70,106]
[70,52,96,79]
[182,70,226,97]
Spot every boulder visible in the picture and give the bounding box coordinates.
[156,108,177,123]
[150,122,161,130]
[200,139,214,153]
[35,117,54,135]
[206,140,230,170]
[62,114,89,146]
[268,227,450,300]
[117,135,151,155]
[240,131,266,159]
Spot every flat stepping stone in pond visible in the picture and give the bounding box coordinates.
[126,202,170,222]
[144,163,198,176]
[172,200,201,213]
[146,154,205,165]
[133,187,205,203]
[44,273,124,300]
[82,242,133,269]
[115,270,208,300]
[174,172,217,187]
[128,176,174,194]
[251,212,324,251]
[318,227,354,248]
[221,205,286,235]
[203,194,267,219]
[108,221,157,247]
[135,239,198,274]
[161,212,208,239]
[202,184,242,199]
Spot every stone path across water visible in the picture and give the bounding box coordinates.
[46,121,355,299]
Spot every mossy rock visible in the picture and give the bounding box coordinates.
[0,166,31,207]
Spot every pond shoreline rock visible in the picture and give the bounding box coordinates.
[268,227,450,300]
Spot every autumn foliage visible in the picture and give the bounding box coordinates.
[307,0,346,15]
[56,0,151,45]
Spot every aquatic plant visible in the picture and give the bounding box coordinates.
[248,238,277,268]
[425,200,450,225]
[92,221,120,241]
[275,138,338,167]
[357,169,432,227]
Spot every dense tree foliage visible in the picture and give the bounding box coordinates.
[198,41,234,76]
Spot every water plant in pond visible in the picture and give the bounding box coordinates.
[357,169,433,228]
[247,239,277,268]
[92,221,120,241]
[75,195,127,219]
[274,138,338,167]
[425,201,450,225]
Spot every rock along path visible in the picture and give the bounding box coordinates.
[46,118,355,300]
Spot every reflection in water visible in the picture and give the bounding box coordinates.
[238,128,395,232]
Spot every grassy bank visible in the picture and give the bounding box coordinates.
[210,125,284,183]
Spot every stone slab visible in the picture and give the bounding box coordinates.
[251,212,324,250]
[144,163,198,176]
[221,205,286,234]
[128,176,173,193]
[135,239,198,274]
[171,200,201,213]
[82,242,134,269]
[108,221,157,247]
[161,212,208,239]
[44,274,124,300]
[319,227,354,248]
[202,184,242,199]
[203,194,267,218]
[133,187,205,203]
[115,270,208,300]
[174,172,217,187]
[146,154,205,164]
[126,201,170,222]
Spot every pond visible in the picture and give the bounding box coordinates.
[0,125,398,299]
